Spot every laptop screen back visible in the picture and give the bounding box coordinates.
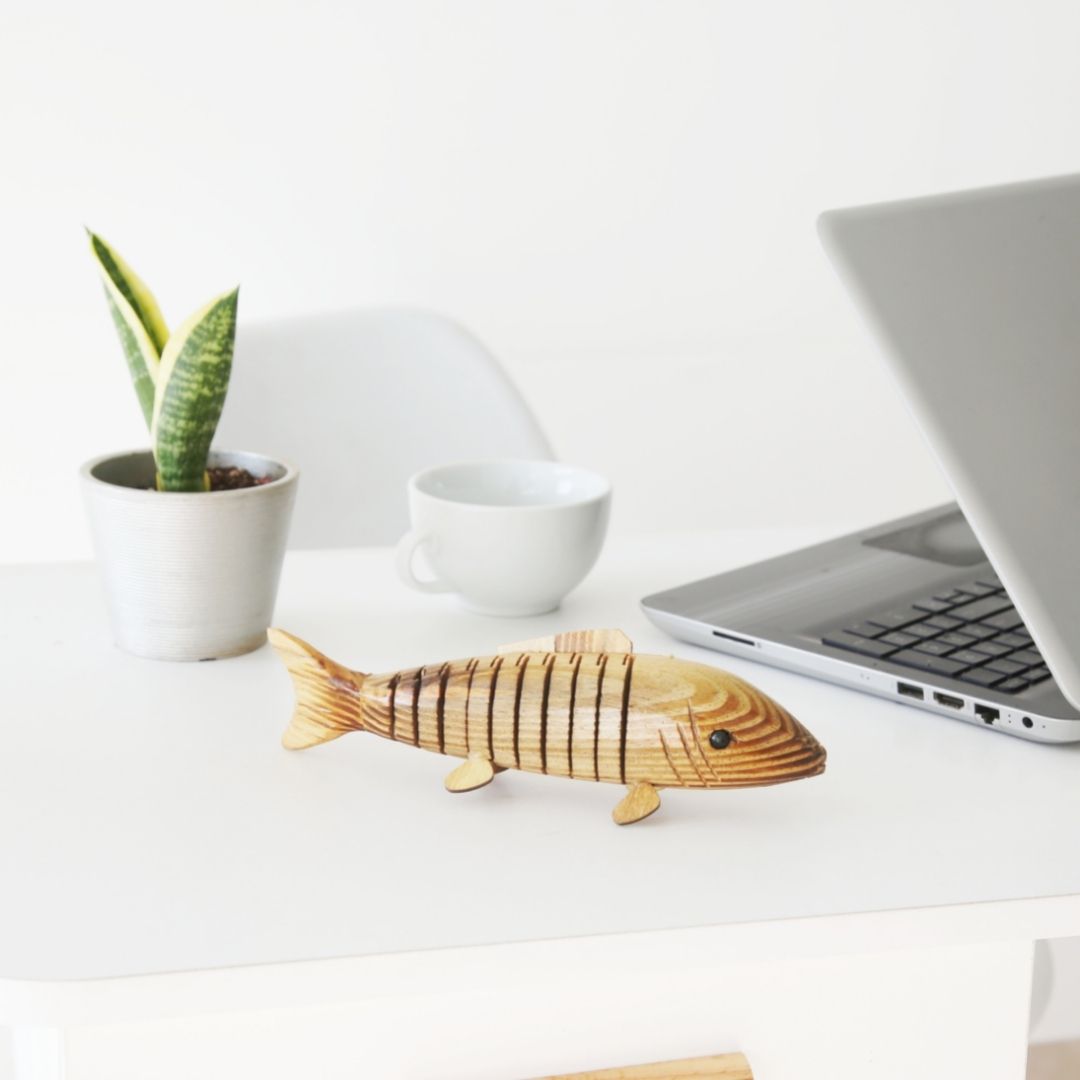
[819,174,1080,708]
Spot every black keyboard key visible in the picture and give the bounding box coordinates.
[984,658,1027,677]
[914,597,953,613]
[949,595,1013,622]
[981,609,1024,632]
[868,608,925,631]
[937,632,976,649]
[1011,649,1043,668]
[889,650,969,677]
[823,632,897,658]
[1013,627,1033,642]
[950,649,990,666]
[959,667,1006,688]
[925,614,964,631]
[996,676,1030,694]
[913,639,956,657]
[971,640,1013,658]
[904,621,945,640]
[961,624,998,640]
[879,631,920,648]
[1026,665,1052,684]
[933,588,970,602]
[845,621,887,639]
[996,632,1029,649]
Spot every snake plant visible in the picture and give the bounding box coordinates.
[88,231,239,492]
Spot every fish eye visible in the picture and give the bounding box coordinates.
[709,729,733,750]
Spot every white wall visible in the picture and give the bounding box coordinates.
[2,0,1079,564]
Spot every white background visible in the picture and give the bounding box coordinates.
[6,0,1080,563]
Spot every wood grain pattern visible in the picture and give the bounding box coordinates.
[269,628,826,824]
[532,1051,753,1079]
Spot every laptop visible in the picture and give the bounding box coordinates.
[641,174,1080,743]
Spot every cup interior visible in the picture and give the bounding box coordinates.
[414,460,608,509]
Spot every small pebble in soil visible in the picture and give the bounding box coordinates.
[207,466,273,491]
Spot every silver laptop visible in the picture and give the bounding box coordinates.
[642,174,1080,743]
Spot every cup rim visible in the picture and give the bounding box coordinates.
[408,458,611,511]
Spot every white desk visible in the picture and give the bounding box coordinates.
[3,531,1080,1079]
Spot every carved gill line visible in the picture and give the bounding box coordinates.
[618,655,635,784]
[412,667,423,746]
[567,653,583,778]
[658,729,687,786]
[487,656,504,759]
[539,653,555,774]
[463,658,478,753]
[675,722,709,786]
[387,673,400,741]
[512,655,530,768]
[688,704,721,781]
[593,654,609,781]
[435,662,450,754]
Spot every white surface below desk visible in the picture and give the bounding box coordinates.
[2,530,1078,1078]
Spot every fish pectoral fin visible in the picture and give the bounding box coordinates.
[445,752,498,793]
[612,782,661,826]
[496,628,634,656]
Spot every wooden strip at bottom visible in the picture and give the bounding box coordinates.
[532,1050,752,1080]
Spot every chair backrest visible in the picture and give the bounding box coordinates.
[216,308,553,548]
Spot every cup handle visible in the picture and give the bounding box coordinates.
[395,530,453,594]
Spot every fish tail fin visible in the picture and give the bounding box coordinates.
[268,628,368,750]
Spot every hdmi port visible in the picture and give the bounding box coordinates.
[933,692,964,710]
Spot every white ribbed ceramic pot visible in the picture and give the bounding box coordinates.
[80,449,299,661]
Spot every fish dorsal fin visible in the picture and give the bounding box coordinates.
[496,628,634,655]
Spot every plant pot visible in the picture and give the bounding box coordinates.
[80,449,299,661]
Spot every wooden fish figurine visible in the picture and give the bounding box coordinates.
[269,627,826,825]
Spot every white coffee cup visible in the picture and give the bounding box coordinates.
[396,460,611,616]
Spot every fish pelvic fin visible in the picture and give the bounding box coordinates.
[268,628,368,750]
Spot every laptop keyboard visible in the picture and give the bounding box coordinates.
[822,573,1053,694]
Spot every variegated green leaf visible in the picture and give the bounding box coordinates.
[151,288,239,492]
[88,231,169,428]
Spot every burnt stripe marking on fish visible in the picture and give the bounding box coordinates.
[387,673,400,741]
[567,653,583,778]
[512,655,530,768]
[463,658,479,753]
[487,656,504,759]
[593,654,609,781]
[435,662,450,754]
[618,654,635,783]
[412,667,423,746]
[539,653,556,773]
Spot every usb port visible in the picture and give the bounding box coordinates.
[974,704,999,725]
[897,682,924,700]
[933,692,964,710]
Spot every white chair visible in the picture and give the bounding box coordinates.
[216,308,553,548]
